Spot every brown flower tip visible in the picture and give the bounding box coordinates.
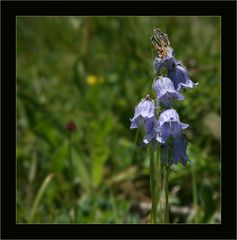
[65,121,77,132]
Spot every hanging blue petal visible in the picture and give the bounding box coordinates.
[157,108,188,129]
[160,135,188,165]
[130,96,155,129]
[173,134,188,165]
[130,96,158,144]
[153,76,184,108]
[155,109,189,165]
[143,116,158,144]
[156,110,189,143]
[169,63,198,91]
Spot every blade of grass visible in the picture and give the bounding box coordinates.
[29,173,55,223]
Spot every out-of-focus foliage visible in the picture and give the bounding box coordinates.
[17,16,220,223]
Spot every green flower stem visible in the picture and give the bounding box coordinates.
[68,132,74,181]
[159,164,165,223]
[164,164,170,223]
[149,145,160,224]
[156,147,162,223]
[149,146,156,223]
[191,162,198,223]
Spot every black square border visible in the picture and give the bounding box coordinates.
[1,1,236,239]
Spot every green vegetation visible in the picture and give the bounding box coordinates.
[17,16,220,223]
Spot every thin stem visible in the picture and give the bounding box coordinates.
[191,162,198,223]
[149,146,155,223]
[155,145,162,222]
[156,146,162,222]
[68,133,74,181]
[149,145,160,224]
[164,164,170,223]
[159,153,166,223]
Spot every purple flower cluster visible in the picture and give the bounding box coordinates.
[130,28,197,165]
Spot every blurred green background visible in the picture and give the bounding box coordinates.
[17,16,220,224]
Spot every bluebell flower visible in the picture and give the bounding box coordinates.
[130,96,158,144]
[156,109,189,165]
[153,76,184,108]
[130,96,155,129]
[153,47,176,74]
[168,62,198,91]
[156,109,188,143]
[143,116,158,144]
[160,136,188,165]
[173,134,188,165]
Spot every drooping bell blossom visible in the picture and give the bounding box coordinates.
[130,96,155,129]
[156,109,188,143]
[130,96,158,144]
[153,76,184,108]
[168,62,198,91]
[151,28,198,92]
[173,134,188,165]
[160,135,188,165]
[143,116,158,144]
[156,109,189,165]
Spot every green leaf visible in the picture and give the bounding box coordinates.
[51,143,67,172]
[72,148,91,191]
[91,146,109,188]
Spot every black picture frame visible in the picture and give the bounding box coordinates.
[1,0,236,239]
